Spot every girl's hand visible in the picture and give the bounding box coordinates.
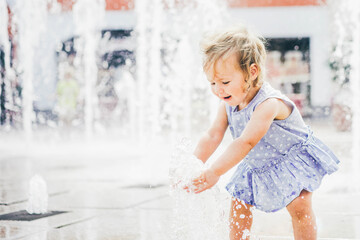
[191,168,220,194]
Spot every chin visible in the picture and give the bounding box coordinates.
[225,101,237,107]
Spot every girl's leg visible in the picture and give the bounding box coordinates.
[286,190,317,240]
[229,198,253,240]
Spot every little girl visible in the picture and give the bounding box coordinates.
[189,26,340,240]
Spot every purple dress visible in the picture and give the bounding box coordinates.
[225,82,339,212]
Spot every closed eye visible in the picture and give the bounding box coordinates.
[223,81,230,85]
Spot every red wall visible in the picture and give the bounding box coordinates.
[56,0,325,11]
[56,0,134,11]
[228,0,326,7]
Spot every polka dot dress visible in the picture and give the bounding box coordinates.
[225,82,340,212]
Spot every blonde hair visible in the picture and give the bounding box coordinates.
[200,25,267,87]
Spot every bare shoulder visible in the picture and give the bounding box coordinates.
[257,98,292,120]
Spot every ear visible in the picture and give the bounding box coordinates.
[249,63,259,81]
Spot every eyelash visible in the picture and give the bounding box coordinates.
[211,81,230,85]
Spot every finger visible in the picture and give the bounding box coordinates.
[192,177,203,182]
[192,181,202,187]
[192,178,205,186]
[183,185,191,193]
[194,186,206,194]
[171,180,181,188]
[194,183,209,194]
[183,183,196,191]
[183,183,192,190]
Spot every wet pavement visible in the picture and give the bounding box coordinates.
[0,119,359,240]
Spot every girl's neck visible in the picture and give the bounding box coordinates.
[237,84,262,110]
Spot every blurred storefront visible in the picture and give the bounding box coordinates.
[1,0,333,133]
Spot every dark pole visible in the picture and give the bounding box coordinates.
[0,49,5,125]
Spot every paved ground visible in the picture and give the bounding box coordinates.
[0,119,359,240]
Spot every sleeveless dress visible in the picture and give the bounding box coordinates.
[225,82,340,212]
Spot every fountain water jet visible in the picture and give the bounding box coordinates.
[73,0,106,139]
[134,0,164,142]
[156,0,231,238]
[169,138,229,239]
[349,1,360,191]
[328,0,360,191]
[11,0,48,140]
[0,1,16,129]
[135,0,228,143]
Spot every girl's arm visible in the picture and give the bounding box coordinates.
[193,101,228,163]
[192,98,292,193]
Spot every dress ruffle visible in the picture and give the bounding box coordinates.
[225,135,340,213]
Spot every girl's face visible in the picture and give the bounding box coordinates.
[206,54,252,107]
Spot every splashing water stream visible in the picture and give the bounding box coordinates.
[349,1,360,190]
[73,0,106,139]
[12,0,48,140]
[328,0,360,190]
[134,0,164,142]
[134,0,228,142]
[160,1,232,237]
[169,138,229,239]
[26,174,48,214]
[0,0,15,129]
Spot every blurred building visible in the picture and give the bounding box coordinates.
[1,0,332,129]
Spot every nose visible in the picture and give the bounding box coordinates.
[214,84,224,95]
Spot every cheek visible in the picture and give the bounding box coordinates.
[232,82,245,94]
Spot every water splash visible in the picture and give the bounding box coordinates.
[134,0,163,141]
[0,1,16,130]
[348,1,360,191]
[3,0,229,141]
[26,175,48,214]
[328,0,360,191]
[169,138,229,239]
[12,0,48,140]
[73,0,106,139]
[135,0,228,142]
